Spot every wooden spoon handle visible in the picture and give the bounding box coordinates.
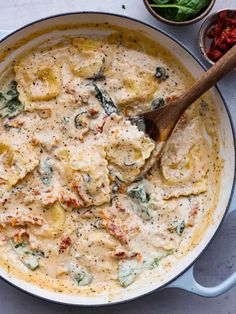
[176,43,236,111]
[141,44,236,142]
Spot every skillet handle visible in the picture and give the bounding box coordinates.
[0,29,12,40]
[168,264,236,297]
[168,187,236,297]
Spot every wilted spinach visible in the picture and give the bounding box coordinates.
[10,239,41,270]
[155,66,168,81]
[168,220,185,235]
[176,220,185,235]
[127,184,153,220]
[39,157,53,186]
[69,263,93,286]
[127,184,150,203]
[93,83,119,116]
[151,97,165,110]
[150,249,173,269]
[0,80,23,119]
[132,203,152,221]
[129,116,146,132]
[118,258,139,287]
[74,111,89,129]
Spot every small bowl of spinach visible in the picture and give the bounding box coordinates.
[144,0,216,25]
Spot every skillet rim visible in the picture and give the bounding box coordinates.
[0,11,235,307]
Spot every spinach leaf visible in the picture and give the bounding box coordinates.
[128,184,153,220]
[151,97,165,110]
[0,92,6,105]
[175,0,210,21]
[93,83,119,116]
[14,241,28,248]
[168,220,185,235]
[127,184,150,203]
[150,256,163,269]
[111,181,120,194]
[150,249,173,269]
[23,251,40,270]
[10,239,41,270]
[7,80,18,97]
[119,258,139,288]
[129,116,146,132]
[155,66,168,81]
[2,99,22,118]
[175,220,185,235]
[39,157,53,186]
[150,1,178,20]
[132,203,152,221]
[74,111,89,129]
[150,0,210,21]
[152,0,169,3]
[0,80,23,119]
[69,263,93,286]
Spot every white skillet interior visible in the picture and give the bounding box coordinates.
[0,13,234,305]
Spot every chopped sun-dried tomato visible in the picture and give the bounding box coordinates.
[59,236,72,253]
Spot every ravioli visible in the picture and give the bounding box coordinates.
[160,118,210,198]
[15,59,61,103]
[55,142,111,207]
[103,114,155,182]
[0,25,221,296]
[0,141,39,188]
[69,144,111,207]
[14,46,69,110]
[70,38,105,79]
[105,62,157,107]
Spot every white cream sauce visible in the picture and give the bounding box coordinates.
[0,25,222,296]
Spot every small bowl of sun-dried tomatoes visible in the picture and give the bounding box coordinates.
[199,9,236,65]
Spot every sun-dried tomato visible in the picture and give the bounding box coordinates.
[207,26,215,38]
[219,26,232,44]
[211,37,220,49]
[228,18,236,27]
[207,50,223,61]
[219,10,228,22]
[226,37,236,45]
[230,28,236,38]
[59,236,71,253]
[206,10,236,62]
[218,42,229,52]
[213,23,225,38]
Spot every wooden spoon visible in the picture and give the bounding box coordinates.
[138,43,236,142]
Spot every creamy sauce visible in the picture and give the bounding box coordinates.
[0,25,222,296]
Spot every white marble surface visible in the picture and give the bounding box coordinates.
[0,0,235,313]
